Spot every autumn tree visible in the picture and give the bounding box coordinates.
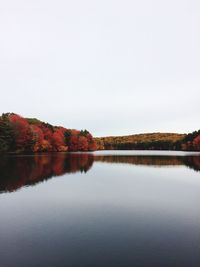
[9,114,33,152]
[193,135,200,151]
[0,113,97,153]
[0,116,15,152]
[52,128,68,151]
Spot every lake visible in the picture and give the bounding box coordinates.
[0,151,200,267]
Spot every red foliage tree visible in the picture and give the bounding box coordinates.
[193,135,200,151]
[9,114,32,151]
[30,125,52,152]
[1,113,97,153]
[68,135,79,151]
[52,128,68,151]
[78,136,88,151]
[86,133,97,151]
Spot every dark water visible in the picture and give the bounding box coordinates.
[0,151,200,267]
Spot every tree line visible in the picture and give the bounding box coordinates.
[95,131,200,151]
[0,113,97,153]
[1,112,200,153]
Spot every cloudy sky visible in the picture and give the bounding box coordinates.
[0,0,200,136]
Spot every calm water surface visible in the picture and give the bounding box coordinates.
[0,151,200,267]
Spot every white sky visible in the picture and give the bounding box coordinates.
[0,0,200,136]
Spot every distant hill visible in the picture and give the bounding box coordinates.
[0,113,97,153]
[95,131,200,151]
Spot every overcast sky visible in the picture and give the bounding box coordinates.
[0,0,200,136]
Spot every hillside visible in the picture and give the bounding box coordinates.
[0,113,97,153]
[95,131,200,151]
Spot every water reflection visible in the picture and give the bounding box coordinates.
[0,153,93,193]
[96,154,200,171]
[0,153,200,193]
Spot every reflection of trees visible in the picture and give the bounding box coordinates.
[182,156,200,172]
[94,155,200,171]
[0,153,94,193]
[94,156,183,166]
[0,154,200,194]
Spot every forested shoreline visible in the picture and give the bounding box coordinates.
[0,113,97,153]
[95,131,200,151]
[1,112,200,153]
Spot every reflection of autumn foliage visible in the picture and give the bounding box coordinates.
[94,155,200,171]
[1,154,200,194]
[95,156,184,167]
[0,153,94,193]
[182,156,200,172]
[0,113,97,153]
